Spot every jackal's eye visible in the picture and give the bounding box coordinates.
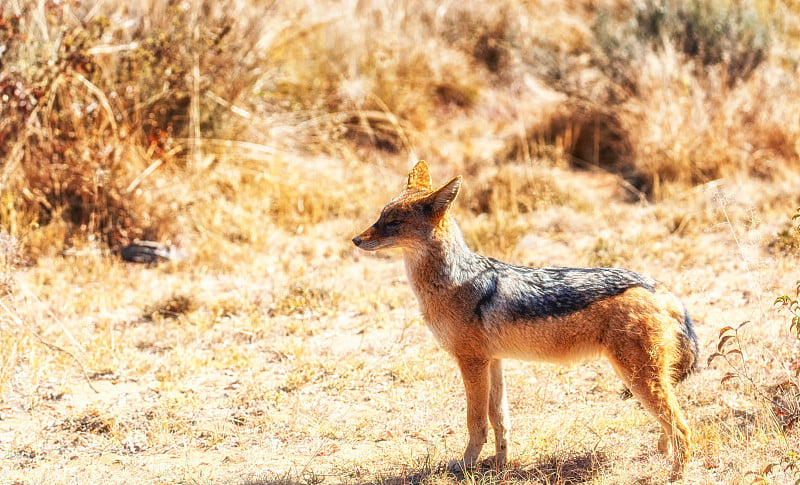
[386,220,403,229]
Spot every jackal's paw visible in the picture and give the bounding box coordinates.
[448,457,500,475]
[447,459,470,475]
[484,454,507,469]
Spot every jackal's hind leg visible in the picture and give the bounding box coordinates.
[642,385,689,481]
[626,370,690,481]
[606,344,690,481]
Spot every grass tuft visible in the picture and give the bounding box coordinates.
[62,408,118,436]
[143,293,197,321]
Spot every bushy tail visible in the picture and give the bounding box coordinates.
[672,306,699,384]
[619,304,699,400]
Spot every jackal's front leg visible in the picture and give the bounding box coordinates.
[456,357,490,467]
[488,359,509,467]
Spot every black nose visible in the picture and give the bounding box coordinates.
[352,236,362,247]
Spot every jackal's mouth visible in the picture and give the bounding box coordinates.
[352,236,392,251]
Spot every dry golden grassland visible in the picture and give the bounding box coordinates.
[1,0,800,483]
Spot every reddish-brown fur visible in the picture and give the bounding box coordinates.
[353,161,696,480]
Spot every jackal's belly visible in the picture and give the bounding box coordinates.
[422,297,611,362]
[485,315,606,364]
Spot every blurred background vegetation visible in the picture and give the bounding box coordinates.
[0,0,798,257]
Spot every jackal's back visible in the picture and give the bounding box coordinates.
[471,261,658,323]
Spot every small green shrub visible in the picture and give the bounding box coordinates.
[712,208,800,483]
[594,0,771,87]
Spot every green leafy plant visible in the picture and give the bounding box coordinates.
[594,0,771,88]
[712,208,800,484]
[776,280,800,341]
[711,319,800,484]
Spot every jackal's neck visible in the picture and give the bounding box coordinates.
[402,215,478,290]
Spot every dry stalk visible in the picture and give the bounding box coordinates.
[0,297,98,394]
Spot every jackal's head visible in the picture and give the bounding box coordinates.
[352,160,461,251]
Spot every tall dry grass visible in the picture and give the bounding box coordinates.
[1,0,799,255]
[0,0,291,254]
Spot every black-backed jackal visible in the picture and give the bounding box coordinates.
[353,161,699,480]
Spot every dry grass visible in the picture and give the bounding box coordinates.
[2,0,800,483]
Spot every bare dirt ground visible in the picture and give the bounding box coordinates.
[2,160,799,484]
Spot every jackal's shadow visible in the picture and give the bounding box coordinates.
[373,451,607,485]
[240,451,607,485]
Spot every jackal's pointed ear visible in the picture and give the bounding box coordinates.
[424,176,462,216]
[406,160,432,191]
